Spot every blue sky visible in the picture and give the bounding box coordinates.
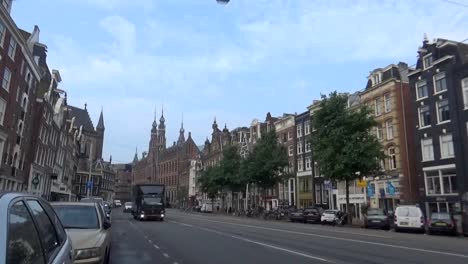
[11,0,468,163]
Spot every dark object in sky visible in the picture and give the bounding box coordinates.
[216,0,230,4]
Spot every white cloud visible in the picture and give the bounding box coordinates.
[64,0,154,11]
[99,15,136,55]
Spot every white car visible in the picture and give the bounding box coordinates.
[394,205,425,233]
[201,202,213,213]
[321,210,338,224]
[114,200,122,207]
[124,202,133,213]
[53,202,111,264]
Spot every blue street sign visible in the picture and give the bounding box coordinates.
[367,183,374,197]
[387,181,396,196]
[87,180,93,190]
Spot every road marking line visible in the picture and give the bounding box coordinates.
[148,239,152,243]
[194,225,329,262]
[163,253,169,258]
[181,217,468,259]
[184,213,388,238]
[153,244,160,249]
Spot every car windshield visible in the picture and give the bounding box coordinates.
[397,207,420,217]
[143,197,163,205]
[431,213,450,220]
[125,202,132,206]
[53,205,99,229]
[367,209,385,216]
[324,210,336,214]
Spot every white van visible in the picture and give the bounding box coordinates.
[394,205,425,232]
[201,202,213,213]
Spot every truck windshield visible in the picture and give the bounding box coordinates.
[143,197,163,205]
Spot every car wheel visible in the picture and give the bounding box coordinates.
[160,218,164,222]
[321,221,325,225]
[394,227,399,232]
[104,247,110,264]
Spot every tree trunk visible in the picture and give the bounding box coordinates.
[345,179,352,224]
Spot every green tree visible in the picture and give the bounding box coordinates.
[243,130,289,207]
[311,92,384,222]
[198,165,221,203]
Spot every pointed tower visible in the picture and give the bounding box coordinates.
[95,108,105,160]
[149,107,159,156]
[133,147,139,164]
[177,116,185,145]
[158,106,166,150]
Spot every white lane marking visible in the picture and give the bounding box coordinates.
[174,262,179,264]
[182,217,468,259]
[169,220,194,228]
[177,211,388,239]
[148,239,153,243]
[163,253,170,258]
[194,225,329,262]
[181,223,194,227]
[153,244,160,249]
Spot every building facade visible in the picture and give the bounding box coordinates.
[360,62,415,211]
[113,163,132,202]
[132,112,199,207]
[0,6,41,193]
[295,111,313,208]
[274,114,296,207]
[408,37,468,231]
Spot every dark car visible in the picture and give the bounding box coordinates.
[289,209,305,223]
[428,212,457,236]
[364,208,390,230]
[304,207,323,223]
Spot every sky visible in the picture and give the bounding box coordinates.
[11,0,468,163]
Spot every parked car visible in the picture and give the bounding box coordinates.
[289,209,305,223]
[428,212,457,236]
[394,205,425,233]
[81,197,104,207]
[52,202,111,264]
[201,202,213,213]
[124,202,133,213]
[364,208,391,230]
[321,210,338,225]
[304,207,323,223]
[0,192,74,264]
[113,200,122,207]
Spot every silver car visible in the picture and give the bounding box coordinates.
[0,192,74,264]
[52,202,111,264]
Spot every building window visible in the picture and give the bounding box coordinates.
[376,124,383,141]
[305,142,311,152]
[416,80,428,100]
[421,138,434,161]
[374,97,382,116]
[7,38,16,60]
[440,134,454,158]
[425,168,458,195]
[288,131,292,140]
[2,67,11,91]
[304,120,310,135]
[384,93,391,113]
[0,21,5,46]
[373,73,381,86]
[425,170,441,195]
[423,54,433,69]
[388,147,397,170]
[297,159,303,171]
[434,72,447,94]
[0,98,5,126]
[305,157,311,170]
[297,125,303,138]
[418,105,431,128]
[386,119,393,140]
[314,163,320,177]
[297,142,303,154]
[288,146,293,156]
[462,78,468,109]
[436,99,450,123]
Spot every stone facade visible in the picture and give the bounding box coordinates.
[113,163,132,202]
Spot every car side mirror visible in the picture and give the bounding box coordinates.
[103,221,111,230]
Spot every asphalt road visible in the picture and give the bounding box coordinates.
[109,209,468,264]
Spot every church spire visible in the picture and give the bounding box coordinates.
[177,113,185,145]
[158,105,165,129]
[97,107,105,130]
[152,106,157,133]
[133,146,138,163]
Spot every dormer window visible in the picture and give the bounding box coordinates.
[423,53,433,69]
[372,73,382,86]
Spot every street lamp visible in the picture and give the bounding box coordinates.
[216,0,230,4]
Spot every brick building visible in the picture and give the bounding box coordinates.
[360,62,416,211]
[407,37,468,231]
[0,4,42,192]
[295,111,313,208]
[113,163,132,202]
[132,112,199,206]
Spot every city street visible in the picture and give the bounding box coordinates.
[110,209,468,264]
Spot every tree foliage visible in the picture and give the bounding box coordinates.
[311,92,384,218]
